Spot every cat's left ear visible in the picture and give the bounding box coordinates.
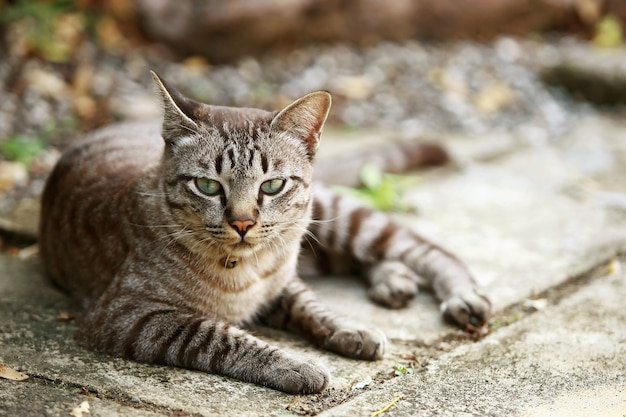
[270,91,331,160]
[150,71,201,144]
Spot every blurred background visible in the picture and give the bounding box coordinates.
[0,0,625,249]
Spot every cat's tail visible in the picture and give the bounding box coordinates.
[313,141,449,187]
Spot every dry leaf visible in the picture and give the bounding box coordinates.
[607,258,622,275]
[96,15,126,51]
[70,400,90,417]
[18,244,40,260]
[0,364,29,381]
[352,375,373,390]
[474,82,517,114]
[331,75,376,100]
[0,161,29,194]
[56,312,75,321]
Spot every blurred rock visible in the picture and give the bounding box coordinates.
[0,196,40,239]
[0,149,60,240]
[0,162,28,195]
[134,0,595,63]
[25,69,69,98]
[541,43,626,106]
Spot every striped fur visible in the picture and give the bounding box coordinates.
[39,73,490,394]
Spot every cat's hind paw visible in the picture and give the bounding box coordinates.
[441,288,492,332]
[366,261,419,309]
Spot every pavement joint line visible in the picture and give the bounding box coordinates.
[378,251,621,356]
[539,251,625,304]
[473,251,623,341]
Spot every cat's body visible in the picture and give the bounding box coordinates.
[39,73,490,394]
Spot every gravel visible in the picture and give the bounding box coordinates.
[157,38,581,141]
[0,36,592,148]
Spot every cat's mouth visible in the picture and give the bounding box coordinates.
[234,240,254,249]
[223,230,274,255]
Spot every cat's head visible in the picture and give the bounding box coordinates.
[151,72,331,260]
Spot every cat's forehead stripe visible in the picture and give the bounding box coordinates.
[218,139,274,176]
[215,154,223,175]
[227,148,236,170]
[247,148,255,167]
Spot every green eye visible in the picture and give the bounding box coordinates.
[260,178,285,195]
[195,178,222,196]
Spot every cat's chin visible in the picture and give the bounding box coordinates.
[223,238,289,258]
[223,241,259,257]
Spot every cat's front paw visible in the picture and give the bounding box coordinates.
[324,324,386,360]
[268,357,331,394]
[441,288,492,332]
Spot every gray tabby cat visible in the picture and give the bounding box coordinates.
[39,72,491,394]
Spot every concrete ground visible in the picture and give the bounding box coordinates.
[1,114,626,416]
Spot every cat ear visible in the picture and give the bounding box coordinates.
[150,71,200,144]
[270,91,331,159]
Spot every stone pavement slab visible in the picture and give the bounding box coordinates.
[1,114,626,416]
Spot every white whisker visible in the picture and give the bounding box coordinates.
[130,223,182,229]
[136,192,169,197]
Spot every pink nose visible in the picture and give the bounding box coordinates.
[229,218,256,236]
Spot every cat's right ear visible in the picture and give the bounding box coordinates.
[270,91,331,160]
[150,71,200,144]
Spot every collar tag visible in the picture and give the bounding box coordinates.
[223,257,239,269]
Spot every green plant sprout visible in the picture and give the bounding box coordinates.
[394,363,414,377]
[332,163,422,212]
[0,135,45,165]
